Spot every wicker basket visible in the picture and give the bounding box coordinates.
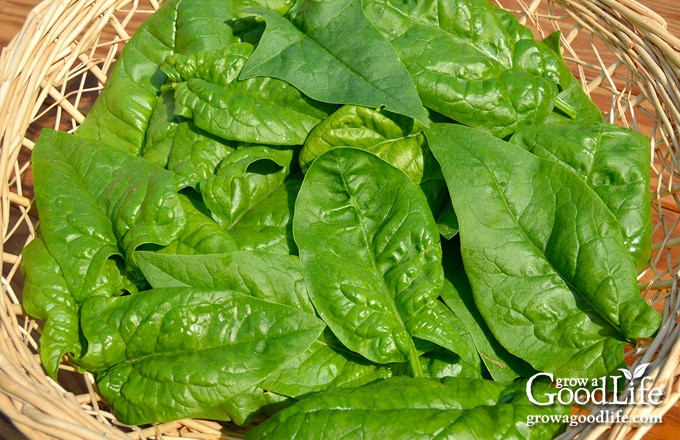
[1,0,679,439]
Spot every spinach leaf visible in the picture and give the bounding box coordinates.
[141,90,179,168]
[363,0,601,137]
[202,145,299,254]
[300,106,428,178]
[165,43,334,145]
[167,122,237,189]
[439,238,535,383]
[151,193,239,255]
[365,0,557,138]
[246,376,567,439]
[32,129,185,300]
[21,238,81,378]
[510,121,652,271]
[79,288,325,424]
[293,147,444,373]
[203,146,293,226]
[426,123,661,378]
[261,329,392,397]
[240,0,428,125]
[227,172,302,255]
[76,0,237,154]
[300,104,448,215]
[136,251,391,397]
[137,250,312,312]
[540,32,603,124]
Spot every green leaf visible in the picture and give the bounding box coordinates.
[136,250,312,312]
[426,123,661,378]
[166,43,334,145]
[510,121,652,272]
[136,251,391,397]
[300,105,442,183]
[240,0,428,125]
[293,148,443,372]
[76,0,237,154]
[31,129,185,301]
[439,239,535,383]
[405,299,482,378]
[203,145,294,226]
[153,193,239,255]
[540,31,603,124]
[79,288,325,424]
[141,90,180,168]
[167,122,237,189]
[21,238,81,378]
[365,0,558,138]
[246,376,567,440]
[201,146,300,254]
[300,105,448,215]
[261,329,392,397]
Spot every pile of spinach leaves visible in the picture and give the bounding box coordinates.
[22,0,662,438]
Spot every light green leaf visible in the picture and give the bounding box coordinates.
[203,145,294,227]
[261,329,392,397]
[293,147,443,372]
[510,121,652,272]
[153,193,238,255]
[21,238,81,378]
[32,129,185,301]
[167,122,236,189]
[76,0,238,154]
[203,147,300,254]
[79,288,325,424]
[166,43,334,145]
[136,251,391,397]
[136,250,312,312]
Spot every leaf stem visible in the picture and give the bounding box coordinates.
[160,83,177,92]
[409,345,422,378]
[554,96,577,119]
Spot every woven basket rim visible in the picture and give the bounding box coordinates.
[2,0,680,439]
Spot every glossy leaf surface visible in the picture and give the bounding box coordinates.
[510,121,652,271]
[80,288,324,424]
[427,123,661,378]
[294,148,443,370]
[247,376,567,440]
[32,129,185,300]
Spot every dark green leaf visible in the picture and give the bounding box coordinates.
[426,123,661,378]
[439,238,535,382]
[240,0,428,125]
[246,376,567,440]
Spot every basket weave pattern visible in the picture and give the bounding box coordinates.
[1,0,679,439]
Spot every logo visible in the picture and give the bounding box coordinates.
[526,363,664,407]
